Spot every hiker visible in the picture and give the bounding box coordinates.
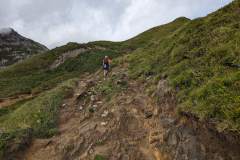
[103,56,111,79]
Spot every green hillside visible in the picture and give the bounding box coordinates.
[0,28,48,67]
[0,0,240,158]
[126,0,240,132]
[0,43,121,98]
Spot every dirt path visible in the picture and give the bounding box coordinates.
[21,67,240,160]
[20,68,167,160]
[0,94,34,109]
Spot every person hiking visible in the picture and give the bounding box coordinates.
[103,56,111,79]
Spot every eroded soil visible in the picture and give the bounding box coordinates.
[9,67,240,160]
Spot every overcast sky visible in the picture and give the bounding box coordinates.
[0,0,233,48]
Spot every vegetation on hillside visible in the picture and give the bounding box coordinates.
[0,79,77,158]
[126,0,240,132]
[0,43,120,98]
[0,28,48,67]
[0,0,239,158]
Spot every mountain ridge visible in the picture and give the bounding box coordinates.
[0,0,239,159]
[0,28,48,67]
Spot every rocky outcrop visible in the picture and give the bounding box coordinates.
[49,44,106,70]
[6,67,240,160]
[152,79,240,160]
[0,28,48,67]
[50,48,87,69]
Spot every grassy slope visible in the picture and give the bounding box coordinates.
[126,0,240,132]
[0,0,239,157]
[0,79,77,158]
[0,42,120,98]
[0,42,122,158]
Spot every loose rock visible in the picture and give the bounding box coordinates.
[101,122,108,126]
[90,95,95,101]
[79,106,83,111]
[92,105,98,108]
[101,110,109,117]
[144,111,153,119]
[96,101,103,104]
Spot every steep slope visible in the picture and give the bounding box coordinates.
[0,0,240,160]
[0,42,121,99]
[126,0,240,132]
[0,28,48,67]
[19,64,240,160]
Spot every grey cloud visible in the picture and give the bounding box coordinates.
[0,0,233,48]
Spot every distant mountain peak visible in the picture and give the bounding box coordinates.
[0,27,14,35]
[0,28,48,67]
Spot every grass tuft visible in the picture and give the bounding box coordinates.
[0,79,77,158]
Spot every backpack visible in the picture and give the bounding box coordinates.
[103,58,109,64]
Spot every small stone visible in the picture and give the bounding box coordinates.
[144,111,153,119]
[146,76,152,80]
[79,106,83,111]
[116,80,122,84]
[168,133,178,146]
[87,91,92,95]
[153,108,160,116]
[86,143,94,155]
[101,110,109,117]
[62,104,67,107]
[90,95,95,101]
[96,101,103,104]
[116,80,127,86]
[101,122,108,126]
[93,105,98,108]
[89,149,94,154]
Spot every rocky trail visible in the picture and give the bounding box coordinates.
[16,66,240,160]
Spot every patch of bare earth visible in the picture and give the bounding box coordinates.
[20,69,162,160]
[21,67,240,160]
[0,94,34,109]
